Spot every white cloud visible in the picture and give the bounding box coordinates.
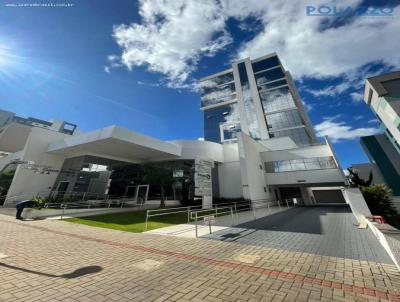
[350,92,363,102]
[236,1,400,79]
[368,118,379,124]
[109,0,400,89]
[306,82,352,97]
[302,100,313,112]
[197,137,204,141]
[110,0,231,87]
[354,115,364,121]
[314,117,380,142]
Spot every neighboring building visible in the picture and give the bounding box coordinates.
[0,53,347,207]
[360,134,400,196]
[0,109,78,135]
[349,163,387,186]
[364,71,400,154]
[358,71,400,204]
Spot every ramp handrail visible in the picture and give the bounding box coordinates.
[144,205,202,231]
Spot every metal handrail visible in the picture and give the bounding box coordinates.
[144,205,203,231]
[190,206,234,238]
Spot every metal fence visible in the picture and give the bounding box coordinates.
[145,198,296,237]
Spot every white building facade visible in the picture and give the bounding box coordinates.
[0,54,346,207]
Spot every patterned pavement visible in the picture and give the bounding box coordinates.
[0,212,399,302]
[204,206,392,263]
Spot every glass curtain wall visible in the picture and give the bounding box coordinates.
[253,56,312,146]
[238,62,261,139]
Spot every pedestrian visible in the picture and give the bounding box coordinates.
[15,200,36,220]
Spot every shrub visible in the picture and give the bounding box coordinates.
[360,184,399,228]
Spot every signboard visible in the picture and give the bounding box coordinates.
[173,169,184,178]
[194,158,214,196]
[203,215,215,225]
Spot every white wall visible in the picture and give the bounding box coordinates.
[342,187,371,226]
[351,163,387,185]
[5,128,68,205]
[0,151,23,171]
[218,161,243,198]
[170,140,224,162]
[0,123,32,153]
[237,132,272,201]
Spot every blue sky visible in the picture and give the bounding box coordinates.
[0,0,399,169]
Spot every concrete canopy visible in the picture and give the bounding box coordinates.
[46,126,182,163]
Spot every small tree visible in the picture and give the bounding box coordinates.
[361,184,399,228]
[143,165,175,208]
[348,167,373,187]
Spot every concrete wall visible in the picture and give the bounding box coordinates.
[0,151,23,171]
[5,128,68,205]
[237,132,272,201]
[351,163,387,185]
[0,123,32,153]
[342,187,372,226]
[218,161,243,198]
[171,140,224,163]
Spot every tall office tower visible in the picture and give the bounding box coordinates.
[200,53,317,146]
[364,71,400,154]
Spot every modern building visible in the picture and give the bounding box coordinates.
[201,53,316,146]
[359,71,400,198]
[360,135,400,196]
[364,71,400,154]
[0,53,347,207]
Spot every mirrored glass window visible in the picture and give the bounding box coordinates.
[252,56,280,73]
[255,67,285,85]
[270,127,312,146]
[266,110,303,130]
[260,87,296,113]
[238,62,260,139]
[258,79,288,90]
[204,103,240,143]
[200,73,236,107]
[265,156,336,173]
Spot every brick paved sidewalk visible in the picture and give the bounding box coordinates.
[0,214,399,302]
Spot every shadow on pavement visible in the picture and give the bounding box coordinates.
[0,263,102,279]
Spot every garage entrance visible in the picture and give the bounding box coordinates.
[312,189,346,204]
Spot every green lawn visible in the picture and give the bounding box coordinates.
[65,210,189,233]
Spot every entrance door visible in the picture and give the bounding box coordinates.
[279,187,302,205]
[57,181,69,196]
[125,186,136,197]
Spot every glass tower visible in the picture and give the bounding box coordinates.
[200,53,317,146]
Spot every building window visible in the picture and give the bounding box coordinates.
[252,56,280,73]
[204,103,240,143]
[259,86,297,113]
[265,157,336,173]
[269,127,312,146]
[367,88,373,104]
[238,62,261,139]
[255,66,285,86]
[200,72,236,108]
[266,109,303,131]
[258,79,288,91]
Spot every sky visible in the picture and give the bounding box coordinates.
[0,0,399,169]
